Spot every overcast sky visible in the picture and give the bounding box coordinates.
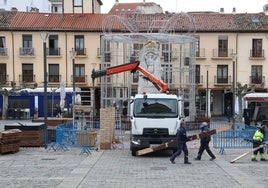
[101,0,268,14]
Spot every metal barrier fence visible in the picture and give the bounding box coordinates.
[212,123,268,154]
[47,123,93,155]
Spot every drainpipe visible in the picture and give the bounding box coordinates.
[65,32,68,84]
[11,31,15,81]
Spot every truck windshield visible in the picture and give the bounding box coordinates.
[134,98,178,118]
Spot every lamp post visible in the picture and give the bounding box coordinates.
[70,49,77,126]
[40,31,49,148]
[205,65,210,118]
[231,53,237,127]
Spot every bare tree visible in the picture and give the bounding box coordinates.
[236,83,254,122]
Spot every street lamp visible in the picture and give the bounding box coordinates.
[91,63,97,128]
[70,49,77,126]
[205,65,210,118]
[230,53,237,127]
[40,31,49,148]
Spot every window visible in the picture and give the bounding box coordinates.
[162,43,172,62]
[49,64,59,82]
[217,65,228,83]
[218,35,228,57]
[251,65,262,84]
[103,40,111,62]
[21,35,33,55]
[131,43,143,61]
[74,0,82,6]
[252,39,263,58]
[161,64,172,84]
[195,36,200,57]
[195,65,200,84]
[23,35,32,48]
[74,64,85,82]
[75,35,85,55]
[22,64,33,82]
[0,63,7,84]
[48,35,59,55]
[0,36,7,56]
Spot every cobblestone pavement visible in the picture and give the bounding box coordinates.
[0,119,267,188]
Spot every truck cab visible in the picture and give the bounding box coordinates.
[129,93,184,156]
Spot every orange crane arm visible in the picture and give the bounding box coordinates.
[91,61,169,93]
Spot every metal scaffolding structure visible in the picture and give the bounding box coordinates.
[99,12,197,121]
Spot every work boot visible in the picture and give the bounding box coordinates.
[251,158,258,162]
[170,158,175,164]
[184,161,191,164]
[210,157,216,161]
[194,157,201,160]
[260,158,267,161]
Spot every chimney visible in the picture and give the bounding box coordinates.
[11,7,18,12]
[115,0,119,5]
[220,8,224,13]
[232,7,236,13]
[30,7,39,12]
[263,4,268,15]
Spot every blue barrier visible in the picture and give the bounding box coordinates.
[46,123,92,155]
[213,128,268,154]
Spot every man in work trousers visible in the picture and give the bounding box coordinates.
[194,122,216,161]
[251,124,267,162]
[170,122,192,164]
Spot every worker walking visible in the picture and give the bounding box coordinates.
[251,124,267,162]
[170,122,192,164]
[194,122,216,161]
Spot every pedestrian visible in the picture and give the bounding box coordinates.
[170,122,192,164]
[226,105,232,122]
[194,122,216,161]
[56,104,61,118]
[251,124,267,162]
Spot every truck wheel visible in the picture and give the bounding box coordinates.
[131,149,137,156]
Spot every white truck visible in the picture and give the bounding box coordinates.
[129,93,185,156]
[91,61,187,156]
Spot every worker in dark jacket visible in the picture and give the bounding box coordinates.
[170,122,192,164]
[194,122,216,161]
[251,124,267,162]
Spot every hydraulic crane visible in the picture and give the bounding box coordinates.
[91,61,169,93]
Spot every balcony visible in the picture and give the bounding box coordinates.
[249,49,265,59]
[250,76,265,86]
[212,49,233,59]
[72,75,88,85]
[19,74,36,86]
[196,48,205,59]
[214,75,231,85]
[74,48,87,56]
[48,75,61,83]
[195,75,203,85]
[97,48,101,57]
[0,48,8,56]
[47,48,61,56]
[0,74,9,86]
[19,47,34,56]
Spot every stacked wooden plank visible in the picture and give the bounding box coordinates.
[0,129,22,154]
[5,123,45,147]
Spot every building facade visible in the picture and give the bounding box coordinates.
[0,4,268,119]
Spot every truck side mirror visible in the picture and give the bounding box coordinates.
[122,107,127,116]
[122,100,128,116]
[184,109,189,116]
